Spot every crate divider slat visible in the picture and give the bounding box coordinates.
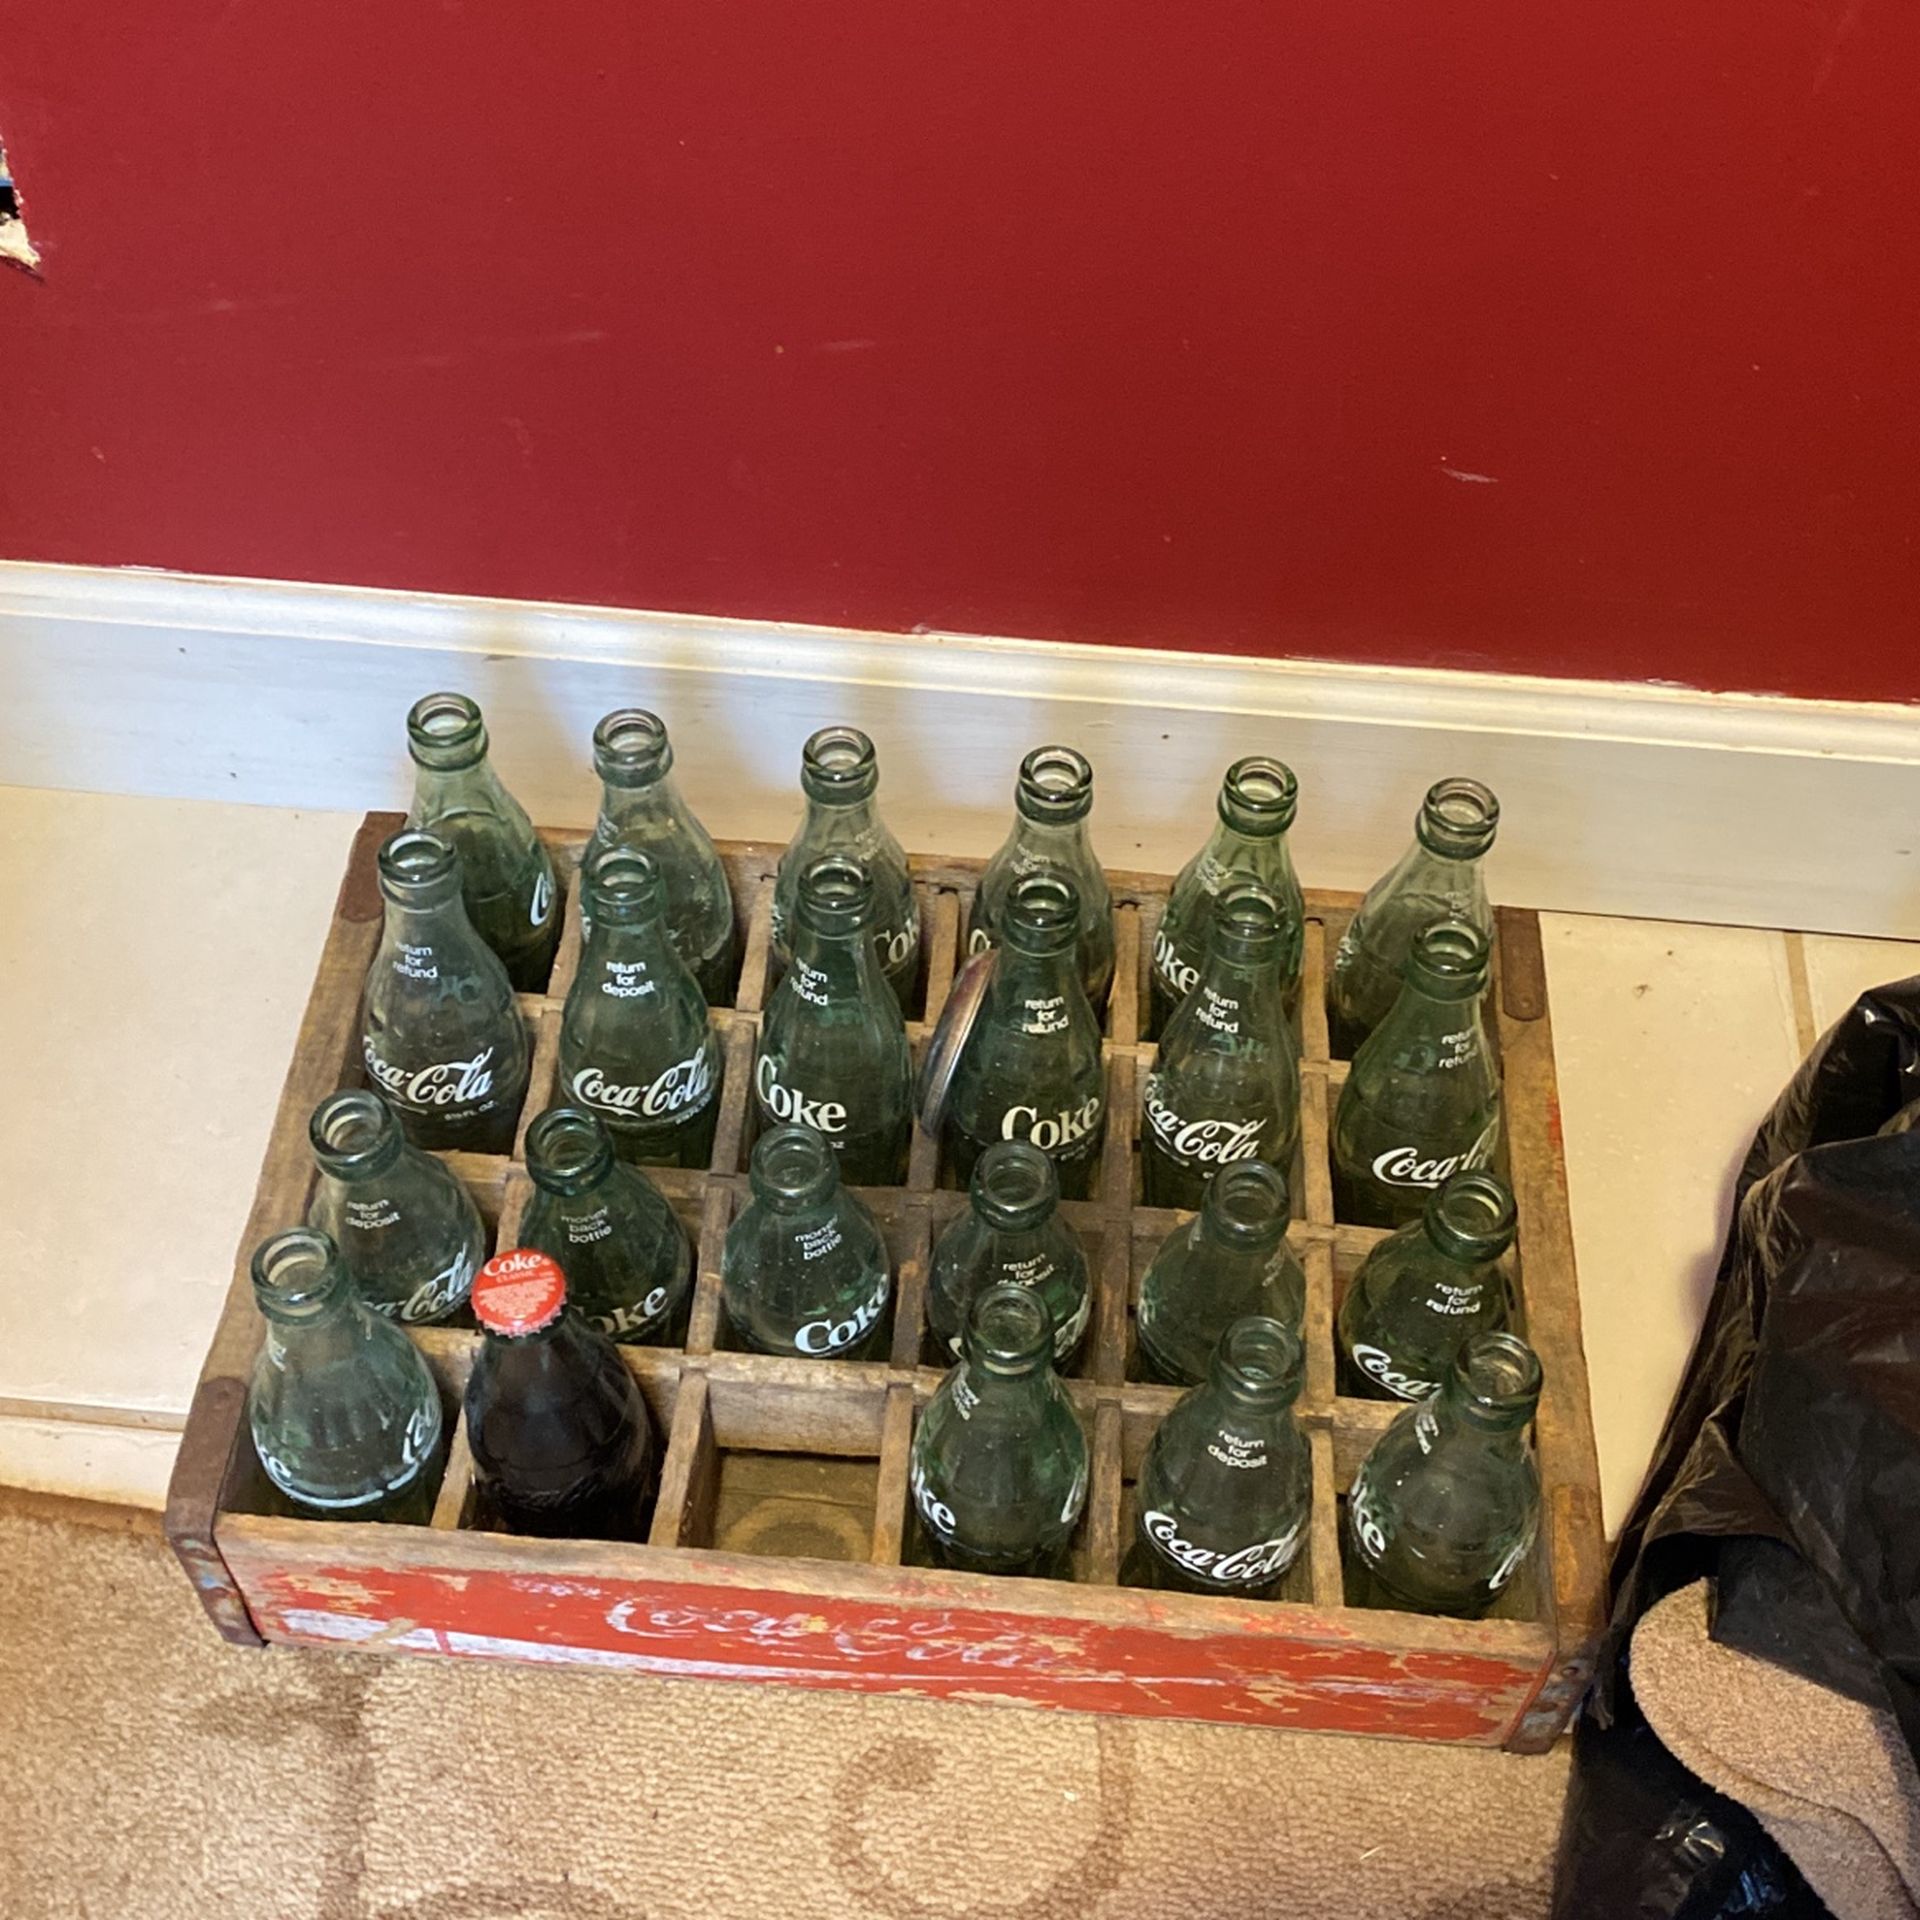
[168,813,1605,1750]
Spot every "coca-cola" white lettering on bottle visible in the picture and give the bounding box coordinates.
[572,1048,716,1122]
[1350,1343,1439,1402]
[1001,1096,1103,1154]
[1142,1087,1265,1166]
[754,1053,849,1137]
[364,1039,498,1112]
[1143,1509,1301,1587]
[1369,1119,1499,1190]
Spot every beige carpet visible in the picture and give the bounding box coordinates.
[0,1490,1568,1920]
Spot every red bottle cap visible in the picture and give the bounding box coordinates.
[472,1249,567,1336]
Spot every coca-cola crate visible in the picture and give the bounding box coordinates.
[167,812,1604,1750]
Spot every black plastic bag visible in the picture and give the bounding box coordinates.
[1552,973,1920,1918]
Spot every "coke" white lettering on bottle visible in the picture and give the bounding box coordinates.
[1144,1509,1300,1587]
[1000,1096,1103,1154]
[1369,1119,1499,1190]
[1152,928,1199,1000]
[754,1052,849,1137]
[572,1048,716,1123]
[794,1273,889,1355]
[364,1039,497,1112]
[1142,1087,1265,1166]
[593,1286,672,1341]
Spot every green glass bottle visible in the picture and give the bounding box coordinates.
[1331,917,1502,1228]
[945,873,1107,1199]
[1136,1160,1304,1385]
[1345,1330,1542,1617]
[1121,1317,1312,1598]
[306,1090,486,1324]
[722,1125,892,1359]
[360,828,530,1155]
[588,708,738,1005]
[968,745,1114,1009]
[246,1227,445,1522]
[926,1141,1091,1368]
[519,1107,694,1346]
[755,854,912,1187]
[911,1284,1089,1578]
[1150,758,1305,1038]
[405,691,560,992]
[559,847,722,1169]
[1327,777,1498,1058]
[772,727,921,1008]
[1140,883,1301,1213]
[1337,1170,1516,1402]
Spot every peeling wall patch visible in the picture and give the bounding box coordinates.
[0,142,40,272]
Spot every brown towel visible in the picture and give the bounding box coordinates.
[1631,1579,1920,1920]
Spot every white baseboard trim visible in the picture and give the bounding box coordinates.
[3,559,1917,936]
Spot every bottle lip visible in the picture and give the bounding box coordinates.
[377,828,462,904]
[472,1248,569,1337]
[1199,1159,1291,1246]
[406,691,488,771]
[1207,881,1283,962]
[970,1139,1059,1230]
[582,844,665,926]
[1415,777,1499,859]
[795,852,875,937]
[251,1226,348,1320]
[1014,745,1093,825]
[1424,1170,1517,1262]
[1405,916,1491,998]
[593,708,673,788]
[525,1106,616,1194]
[1001,872,1081,957]
[1218,757,1298,836]
[1448,1331,1542,1428]
[309,1089,403,1178]
[1212,1314,1305,1405]
[750,1123,840,1209]
[800,726,879,805]
[964,1282,1054,1375]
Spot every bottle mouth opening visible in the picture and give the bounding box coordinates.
[968,1283,1053,1372]
[593,708,673,784]
[1454,1332,1542,1423]
[1211,881,1282,946]
[801,726,879,802]
[310,1090,400,1172]
[753,1124,838,1205]
[251,1227,343,1315]
[797,853,874,925]
[1220,757,1298,832]
[406,691,486,766]
[1417,777,1500,856]
[1217,1314,1304,1397]
[526,1106,614,1187]
[1205,1160,1290,1240]
[1002,873,1080,953]
[583,845,663,920]
[1429,1171,1517,1257]
[1409,916,1490,992]
[1015,745,1093,823]
[377,828,460,895]
[973,1140,1057,1226]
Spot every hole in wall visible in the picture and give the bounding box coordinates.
[0,140,40,273]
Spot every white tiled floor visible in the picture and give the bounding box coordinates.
[4,783,1919,1531]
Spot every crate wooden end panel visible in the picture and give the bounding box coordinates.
[170,812,1606,1749]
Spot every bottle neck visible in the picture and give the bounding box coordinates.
[262,1295,363,1366]
[787,914,884,998]
[413,756,514,818]
[1012,814,1093,865]
[959,1354,1055,1415]
[381,890,479,962]
[1194,1208,1285,1272]
[992,940,1082,1021]
[581,911,682,983]
[599,771,689,835]
[803,791,879,838]
[1374,972,1487,1048]
[1429,1383,1532,1453]
[1188,948,1284,1035]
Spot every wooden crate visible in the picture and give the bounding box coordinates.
[166,812,1604,1749]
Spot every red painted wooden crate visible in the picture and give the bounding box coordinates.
[167,814,1605,1749]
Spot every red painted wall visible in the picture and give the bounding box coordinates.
[3,4,1915,701]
